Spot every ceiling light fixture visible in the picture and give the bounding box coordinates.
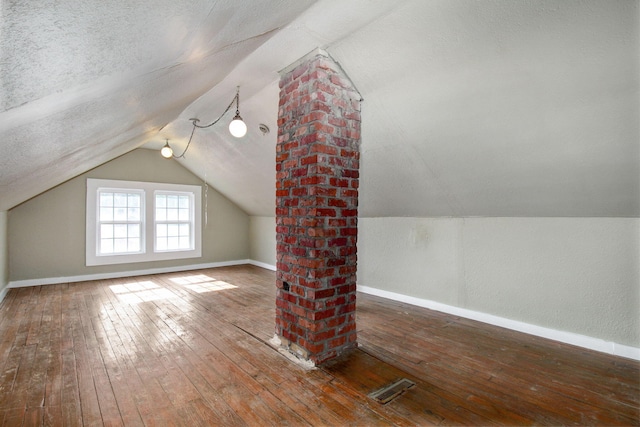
[161,86,247,159]
[160,139,174,158]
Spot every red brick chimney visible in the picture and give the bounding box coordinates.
[275,49,362,365]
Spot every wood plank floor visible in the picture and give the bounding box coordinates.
[0,265,638,426]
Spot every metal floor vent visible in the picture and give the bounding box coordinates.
[369,378,416,404]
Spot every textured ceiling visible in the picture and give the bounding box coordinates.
[1,0,638,217]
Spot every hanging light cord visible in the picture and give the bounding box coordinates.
[204,172,208,227]
[171,87,241,159]
[192,86,240,129]
[171,125,197,159]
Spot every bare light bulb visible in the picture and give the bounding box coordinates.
[160,141,173,158]
[229,114,247,138]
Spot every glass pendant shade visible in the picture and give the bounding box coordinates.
[229,114,247,138]
[161,141,173,158]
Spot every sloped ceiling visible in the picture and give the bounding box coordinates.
[1,0,638,217]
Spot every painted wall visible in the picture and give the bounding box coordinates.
[249,216,276,267]
[8,149,250,282]
[0,211,8,301]
[358,217,639,348]
[249,215,639,349]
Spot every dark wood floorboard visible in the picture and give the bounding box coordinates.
[0,265,637,426]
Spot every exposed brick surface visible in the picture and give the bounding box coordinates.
[275,52,361,365]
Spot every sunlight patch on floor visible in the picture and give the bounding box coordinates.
[170,274,238,293]
[109,280,177,304]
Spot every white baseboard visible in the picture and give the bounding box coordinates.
[248,260,276,271]
[6,264,637,361]
[7,259,253,289]
[358,285,640,361]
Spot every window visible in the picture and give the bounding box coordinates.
[86,179,201,266]
[155,192,194,252]
[97,190,144,255]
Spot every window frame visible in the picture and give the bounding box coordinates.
[96,188,145,256]
[154,190,195,253]
[86,178,202,266]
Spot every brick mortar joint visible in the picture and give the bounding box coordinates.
[279,49,363,101]
[276,50,360,363]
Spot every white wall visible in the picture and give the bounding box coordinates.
[249,216,276,267]
[0,211,8,303]
[247,215,639,353]
[358,217,639,349]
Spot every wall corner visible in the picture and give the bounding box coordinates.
[0,211,9,304]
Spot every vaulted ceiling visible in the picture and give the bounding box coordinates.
[1,0,638,217]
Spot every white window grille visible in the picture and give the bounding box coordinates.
[86,179,201,266]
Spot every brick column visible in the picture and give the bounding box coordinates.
[275,49,362,365]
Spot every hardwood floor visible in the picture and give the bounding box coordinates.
[0,265,638,426]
